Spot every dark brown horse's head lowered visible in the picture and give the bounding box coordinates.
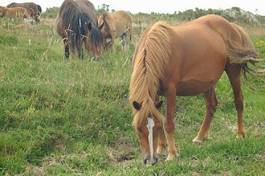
[57,0,103,59]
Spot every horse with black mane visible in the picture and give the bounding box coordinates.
[7,2,41,22]
[129,15,259,164]
[56,0,102,59]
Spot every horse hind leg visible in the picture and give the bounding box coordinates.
[78,48,84,59]
[226,65,245,138]
[193,87,217,144]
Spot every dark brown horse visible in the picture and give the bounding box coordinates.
[129,15,258,164]
[7,2,41,22]
[56,0,102,59]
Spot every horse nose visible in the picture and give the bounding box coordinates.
[143,155,158,165]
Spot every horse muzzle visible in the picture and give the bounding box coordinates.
[144,154,158,165]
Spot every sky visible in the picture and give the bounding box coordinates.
[0,0,265,15]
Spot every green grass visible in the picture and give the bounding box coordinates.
[0,18,265,175]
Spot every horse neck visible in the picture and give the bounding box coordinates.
[130,22,171,108]
[130,53,159,107]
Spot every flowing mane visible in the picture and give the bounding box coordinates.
[129,22,172,127]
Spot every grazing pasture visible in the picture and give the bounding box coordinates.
[0,13,265,176]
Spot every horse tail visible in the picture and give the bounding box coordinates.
[130,22,171,126]
[226,23,258,77]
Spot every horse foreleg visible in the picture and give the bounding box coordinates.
[64,40,70,59]
[165,84,177,161]
[156,127,166,155]
[193,87,217,144]
[120,32,127,51]
[226,65,245,138]
[78,48,84,59]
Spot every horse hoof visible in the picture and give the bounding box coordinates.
[236,133,245,139]
[151,157,158,165]
[144,155,158,165]
[192,137,203,144]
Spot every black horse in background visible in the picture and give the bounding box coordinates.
[56,0,103,59]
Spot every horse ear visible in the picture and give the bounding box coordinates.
[87,22,92,31]
[133,101,142,110]
[155,101,163,109]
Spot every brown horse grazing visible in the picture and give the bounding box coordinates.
[56,0,102,59]
[129,15,258,164]
[98,10,132,50]
[7,2,41,22]
[0,6,29,19]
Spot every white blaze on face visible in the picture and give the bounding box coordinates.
[147,117,155,163]
[79,18,82,28]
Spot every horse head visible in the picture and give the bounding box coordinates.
[0,7,6,17]
[84,20,103,59]
[131,100,164,165]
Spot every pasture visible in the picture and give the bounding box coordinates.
[0,14,265,175]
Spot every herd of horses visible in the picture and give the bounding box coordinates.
[0,2,41,22]
[56,0,260,165]
[56,0,132,59]
[1,0,261,165]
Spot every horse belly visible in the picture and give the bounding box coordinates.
[176,79,216,96]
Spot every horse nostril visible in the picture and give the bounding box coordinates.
[143,158,148,165]
[143,155,158,165]
[143,154,149,165]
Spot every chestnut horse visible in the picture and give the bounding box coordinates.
[56,0,102,59]
[7,2,41,22]
[0,6,29,19]
[129,15,257,164]
[98,10,132,50]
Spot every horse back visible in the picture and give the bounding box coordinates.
[101,10,132,38]
[152,17,228,93]
[4,7,29,18]
[77,0,97,24]
[113,11,132,36]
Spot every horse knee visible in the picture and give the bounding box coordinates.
[235,101,243,112]
[212,102,218,112]
[208,108,215,117]
[214,97,218,107]
[235,95,243,112]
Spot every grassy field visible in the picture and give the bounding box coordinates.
[0,17,265,176]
